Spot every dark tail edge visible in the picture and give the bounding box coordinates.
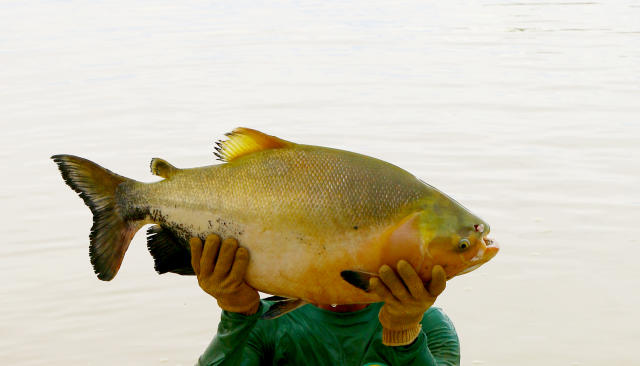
[51,154,143,281]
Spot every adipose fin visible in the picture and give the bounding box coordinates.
[150,158,180,178]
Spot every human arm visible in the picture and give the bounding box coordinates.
[190,235,265,366]
[421,308,460,366]
[196,304,265,366]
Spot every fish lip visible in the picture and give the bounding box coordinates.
[481,235,499,253]
[468,235,499,263]
[481,236,500,261]
[482,235,496,247]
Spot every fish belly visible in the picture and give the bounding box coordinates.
[144,203,387,304]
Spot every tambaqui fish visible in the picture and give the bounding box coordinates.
[52,128,499,318]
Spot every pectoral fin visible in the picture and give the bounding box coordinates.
[263,295,290,302]
[340,270,378,292]
[261,298,306,320]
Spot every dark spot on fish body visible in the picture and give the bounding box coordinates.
[142,207,167,223]
[353,225,358,230]
[125,206,150,221]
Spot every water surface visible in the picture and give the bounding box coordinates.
[1,1,639,365]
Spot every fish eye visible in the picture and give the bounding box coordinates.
[458,238,471,250]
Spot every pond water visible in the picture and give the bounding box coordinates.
[1,1,639,365]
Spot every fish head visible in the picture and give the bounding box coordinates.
[419,195,499,280]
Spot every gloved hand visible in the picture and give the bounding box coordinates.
[370,260,447,346]
[190,234,261,316]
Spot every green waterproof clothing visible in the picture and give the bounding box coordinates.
[197,300,460,366]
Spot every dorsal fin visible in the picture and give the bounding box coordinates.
[150,158,179,178]
[214,127,293,162]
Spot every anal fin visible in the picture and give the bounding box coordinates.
[146,225,194,275]
[261,298,306,320]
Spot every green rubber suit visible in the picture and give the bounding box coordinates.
[197,300,459,366]
[190,235,460,366]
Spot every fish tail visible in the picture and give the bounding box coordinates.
[51,154,145,281]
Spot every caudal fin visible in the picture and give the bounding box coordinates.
[51,154,143,281]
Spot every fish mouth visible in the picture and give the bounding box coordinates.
[479,235,499,265]
[468,235,499,262]
[482,235,499,258]
[455,235,499,277]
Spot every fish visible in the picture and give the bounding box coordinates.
[51,127,499,318]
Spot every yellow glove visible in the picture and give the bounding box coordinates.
[190,234,260,316]
[370,260,447,346]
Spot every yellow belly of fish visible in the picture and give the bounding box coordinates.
[159,204,425,304]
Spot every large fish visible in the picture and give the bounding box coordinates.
[52,128,499,317]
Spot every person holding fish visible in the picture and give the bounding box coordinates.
[52,128,498,366]
[191,233,460,366]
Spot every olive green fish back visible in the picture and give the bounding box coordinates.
[163,145,429,236]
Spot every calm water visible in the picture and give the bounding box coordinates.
[1,1,639,365]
